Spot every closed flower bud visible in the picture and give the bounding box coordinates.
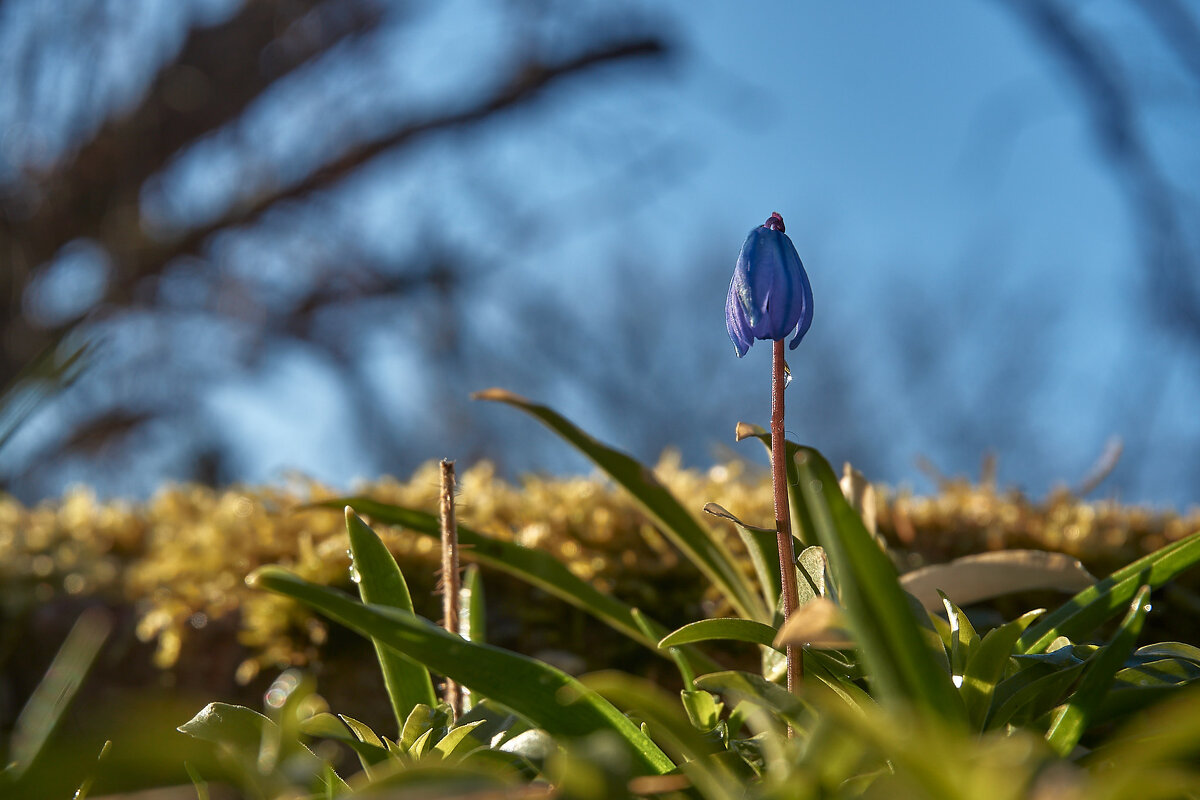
[725,212,814,357]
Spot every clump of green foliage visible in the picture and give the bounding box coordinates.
[8,391,1196,798]
[2,439,1198,681]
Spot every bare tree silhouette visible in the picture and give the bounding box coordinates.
[0,0,675,497]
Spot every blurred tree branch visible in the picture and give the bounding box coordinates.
[999,0,1200,340]
[0,0,673,495]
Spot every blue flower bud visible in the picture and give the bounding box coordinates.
[725,212,814,358]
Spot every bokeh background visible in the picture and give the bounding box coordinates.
[2,0,1199,506]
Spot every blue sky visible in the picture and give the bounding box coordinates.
[205,0,1198,504]
[506,1,1181,501]
[11,0,1197,506]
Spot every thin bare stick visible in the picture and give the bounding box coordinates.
[439,459,462,719]
[771,340,803,694]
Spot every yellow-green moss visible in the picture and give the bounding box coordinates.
[2,454,1197,680]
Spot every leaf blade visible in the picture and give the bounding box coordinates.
[788,445,965,724]
[345,508,437,728]
[1045,585,1153,757]
[475,389,763,620]
[658,618,779,650]
[1017,531,1200,654]
[313,497,716,676]
[248,566,675,776]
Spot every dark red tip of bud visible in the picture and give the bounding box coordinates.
[764,212,785,232]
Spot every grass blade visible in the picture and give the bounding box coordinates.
[737,422,811,548]
[5,607,111,780]
[248,566,675,776]
[1017,530,1200,655]
[1045,585,1153,757]
[787,444,965,724]
[960,609,1043,730]
[475,389,763,621]
[658,618,778,650]
[703,503,780,621]
[312,497,716,675]
[345,508,437,729]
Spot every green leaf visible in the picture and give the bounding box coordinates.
[400,704,447,754]
[460,563,486,713]
[248,566,674,775]
[703,503,780,619]
[178,703,273,756]
[345,508,437,731]
[1114,659,1200,688]
[960,609,1044,730]
[988,655,1086,730]
[434,721,487,761]
[5,607,110,780]
[1045,585,1153,757]
[738,422,812,549]
[584,671,741,800]
[1017,530,1200,655]
[681,690,724,732]
[780,443,965,724]
[299,713,391,767]
[693,671,810,730]
[630,608,695,689]
[475,389,763,621]
[658,618,779,650]
[311,497,712,675]
[939,592,980,686]
[460,564,486,644]
[1131,641,1200,666]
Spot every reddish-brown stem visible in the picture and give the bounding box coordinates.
[439,459,463,719]
[772,339,803,693]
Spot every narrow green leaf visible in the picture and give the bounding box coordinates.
[960,609,1044,730]
[434,721,487,761]
[475,389,763,620]
[631,608,695,689]
[1017,530,1200,655]
[299,713,391,766]
[939,592,980,686]
[693,670,810,729]
[315,496,717,676]
[460,564,486,643]
[248,566,674,775]
[584,671,740,800]
[460,563,486,713]
[988,660,1086,730]
[400,704,446,753]
[183,762,210,800]
[7,607,111,779]
[178,703,272,755]
[785,444,965,724]
[703,502,781,618]
[338,714,387,749]
[658,618,779,650]
[409,728,436,759]
[1133,641,1200,664]
[1045,585,1153,757]
[737,422,812,549]
[1113,658,1200,688]
[345,508,437,730]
